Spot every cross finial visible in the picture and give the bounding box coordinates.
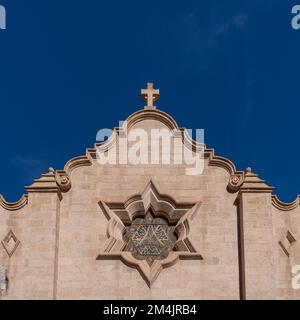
[141,83,160,109]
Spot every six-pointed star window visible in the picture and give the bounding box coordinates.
[97,181,203,287]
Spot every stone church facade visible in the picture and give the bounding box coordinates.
[1,84,300,300]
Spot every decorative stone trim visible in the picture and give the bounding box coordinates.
[25,168,71,200]
[0,194,28,211]
[287,230,296,244]
[206,149,237,175]
[26,169,63,200]
[272,195,300,211]
[54,170,71,193]
[64,153,94,174]
[100,251,202,288]
[1,230,20,258]
[237,168,274,194]
[97,181,203,287]
[125,108,179,131]
[1,107,295,208]
[227,173,245,193]
[278,230,296,257]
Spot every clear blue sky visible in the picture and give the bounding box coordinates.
[0,0,299,202]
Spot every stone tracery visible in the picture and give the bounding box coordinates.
[97,181,203,287]
[123,210,177,265]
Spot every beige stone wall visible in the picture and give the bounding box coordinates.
[237,192,276,299]
[1,111,300,300]
[55,160,239,299]
[0,193,59,299]
[271,205,300,299]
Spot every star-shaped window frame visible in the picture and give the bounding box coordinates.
[97,181,203,287]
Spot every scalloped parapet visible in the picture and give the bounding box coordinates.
[272,195,300,211]
[0,194,28,211]
[1,86,300,300]
[1,106,297,210]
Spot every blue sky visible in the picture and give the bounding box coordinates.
[0,0,299,202]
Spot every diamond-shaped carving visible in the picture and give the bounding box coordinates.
[1,230,20,257]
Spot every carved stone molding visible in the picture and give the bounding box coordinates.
[1,230,20,258]
[235,167,274,195]
[2,107,289,211]
[272,195,300,211]
[2,106,298,215]
[25,168,72,200]
[0,195,28,211]
[278,230,296,257]
[54,170,71,193]
[97,181,203,287]
[227,173,245,193]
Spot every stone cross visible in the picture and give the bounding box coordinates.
[141,83,160,109]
